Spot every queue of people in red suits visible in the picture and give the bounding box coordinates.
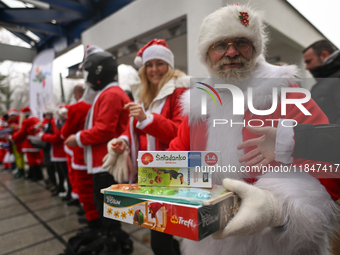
[1,39,188,255]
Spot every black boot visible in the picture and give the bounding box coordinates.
[117,230,133,254]
[102,234,120,255]
[13,168,24,179]
[62,193,72,201]
[78,215,88,224]
[34,165,43,181]
[30,165,42,182]
[77,206,85,216]
[77,218,102,235]
[66,198,80,205]
[25,166,34,180]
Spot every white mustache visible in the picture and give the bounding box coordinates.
[218,56,248,66]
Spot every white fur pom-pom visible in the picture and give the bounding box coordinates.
[134,56,142,67]
[76,70,83,78]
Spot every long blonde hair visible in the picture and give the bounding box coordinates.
[138,65,186,110]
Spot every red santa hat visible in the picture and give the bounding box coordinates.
[134,39,174,69]
[20,106,31,115]
[198,4,268,65]
[148,202,163,219]
[7,109,19,116]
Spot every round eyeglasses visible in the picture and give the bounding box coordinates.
[211,38,252,55]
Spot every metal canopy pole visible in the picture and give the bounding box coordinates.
[59,73,65,103]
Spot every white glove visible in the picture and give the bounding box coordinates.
[102,153,118,172]
[213,178,285,239]
[111,147,133,183]
[102,138,124,169]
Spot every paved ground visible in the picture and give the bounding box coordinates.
[0,167,153,255]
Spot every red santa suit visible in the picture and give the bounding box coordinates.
[40,118,72,194]
[7,113,25,173]
[62,101,91,171]
[0,120,10,168]
[61,100,99,221]
[40,119,66,162]
[12,115,42,166]
[76,83,130,174]
[169,56,340,255]
[119,76,189,181]
[7,115,21,152]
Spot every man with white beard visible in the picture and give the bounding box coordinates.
[168,4,340,255]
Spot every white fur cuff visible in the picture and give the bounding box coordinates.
[136,114,154,130]
[118,135,130,146]
[76,131,85,148]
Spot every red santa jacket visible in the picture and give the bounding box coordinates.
[61,100,91,170]
[119,76,189,178]
[7,117,19,128]
[0,125,9,159]
[12,116,40,152]
[6,116,21,152]
[76,83,130,174]
[41,119,66,161]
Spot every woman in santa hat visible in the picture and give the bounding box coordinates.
[102,38,189,255]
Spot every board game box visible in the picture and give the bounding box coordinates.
[102,184,240,241]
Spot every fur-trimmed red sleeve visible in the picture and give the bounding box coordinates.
[168,116,190,151]
[142,88,187,144]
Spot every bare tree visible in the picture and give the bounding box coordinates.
[0,73,12,115]
[0,28,31,112]
[10,68,30,110]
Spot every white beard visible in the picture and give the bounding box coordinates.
[207,54,256,80]
[184,55,300,183]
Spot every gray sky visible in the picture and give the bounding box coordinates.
[287,0,340,48]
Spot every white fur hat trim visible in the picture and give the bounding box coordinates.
[141,45,174,69]
[198,4,268,65]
